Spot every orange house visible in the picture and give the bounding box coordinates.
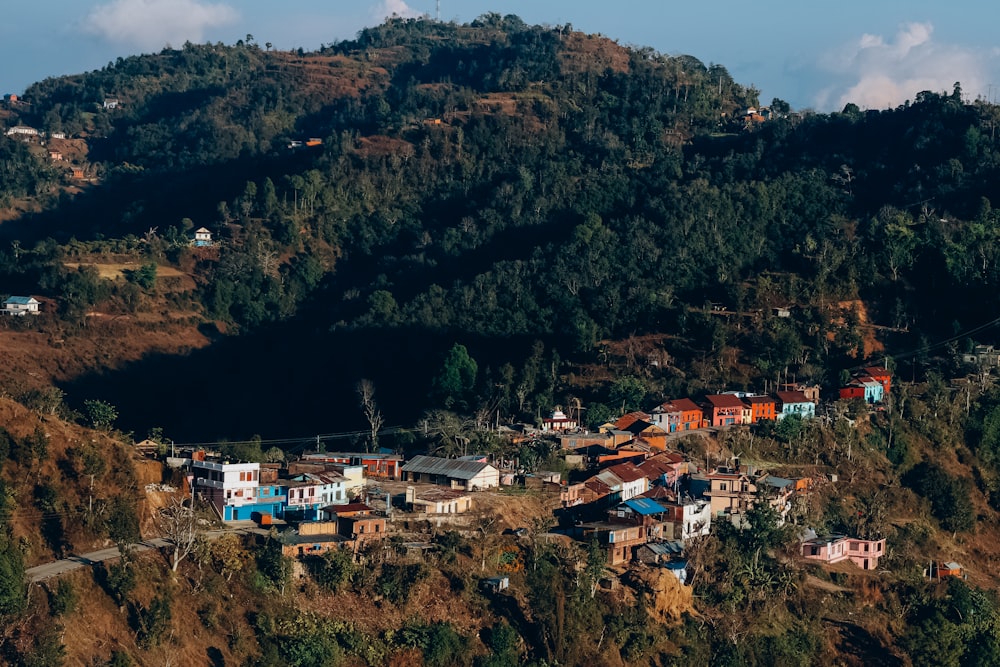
[743,395,777,423]
[650,398,704,432]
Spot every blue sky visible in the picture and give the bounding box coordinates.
[2,0,998,111]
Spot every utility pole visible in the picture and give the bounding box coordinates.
[436,0,440,20]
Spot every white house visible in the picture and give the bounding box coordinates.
[677,498,712,540]
[4,126,38,138]
[401,455,500,491]
[192,227,213,247]
[3,296,40,316]
[191,460,261,521]
[284,472,348,520]
[595,462,648,501]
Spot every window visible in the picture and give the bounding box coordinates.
[719,482,728,491]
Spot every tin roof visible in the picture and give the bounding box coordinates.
[623,497,666,515]
[402,455,496,480]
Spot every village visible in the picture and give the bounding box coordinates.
[140,360,956,598]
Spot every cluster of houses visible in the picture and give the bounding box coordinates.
[169,435,887,579]
[158,369,900,575]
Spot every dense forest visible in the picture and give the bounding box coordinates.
[4,14,1000,666]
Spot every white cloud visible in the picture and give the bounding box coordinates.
[82,0,239,51]
[371,0,422,22]
[815,22,996,110]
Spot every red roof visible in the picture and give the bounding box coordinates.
[704,394,745,409]
[328,503,374,515]
[614,411,652,430]
[606,462,646,483]
[864,366,891,378]
[659,398,701,413]
[775,391,810,404]
[743,395,775,405]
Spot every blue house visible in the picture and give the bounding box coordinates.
[775,391,816,420]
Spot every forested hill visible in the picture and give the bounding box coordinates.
[2,15,1000,436]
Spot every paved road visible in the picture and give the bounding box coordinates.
[26,539,173,582]
[25,527,269,583]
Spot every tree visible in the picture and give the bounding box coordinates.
[105,496,140,562]
[357,379,385,452]
[0,533,26,618]
[432,344,478,409]
[84,399,118,431]
[157,496,198,572]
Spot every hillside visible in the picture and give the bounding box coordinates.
[2,13,1000,666]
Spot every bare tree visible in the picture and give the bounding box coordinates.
[357,379,384,453]
[157,496,198,573]
[473,509,501,571]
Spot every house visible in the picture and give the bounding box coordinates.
[192,227,213,247]
[3,296,40,316]
[405,486,473,514]
[743,395,777,424]
[50,132,66,139]
[191,460,285,522]
[284,472,348,521]
[320,503,386,544]
[103,98,120,110]
[281,521,348,558]
[5,126,38,138]
[650,398,704,432]
[610,497,673,542]
[613,411,653,432]
[636,540,684,565]
[3,94,17,104]
[558,432,618,450]
[772,307,791,318]
[800,534,886,570]
[863,367,892,395]
[962,345,1000,368]
[560,482,586,508]
[541,409,578,432]
[401,455,499,490]
[47,149,62,161]
[597,462,649,501]
[482,576,509,592]
[305,138,322,147]
[703,394,744,427]
[929,561,966,580]
[575,521,648,565]
[298,452,404,480]
[839,377,884,403]
[700,471,797,527]
[622,420,669,451]
[637,452,689,488]
[775,391,816,420]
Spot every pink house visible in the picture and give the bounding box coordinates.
[801,535,886,570]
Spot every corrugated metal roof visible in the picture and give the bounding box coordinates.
[624,497,666,515]
[402,455,495,480]
[643,540,684,556]
[4,296,36,305]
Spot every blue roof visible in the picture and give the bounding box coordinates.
[624,498,666,515]
[5,296,35,305]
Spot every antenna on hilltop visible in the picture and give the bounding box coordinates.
[437,0,441,21]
